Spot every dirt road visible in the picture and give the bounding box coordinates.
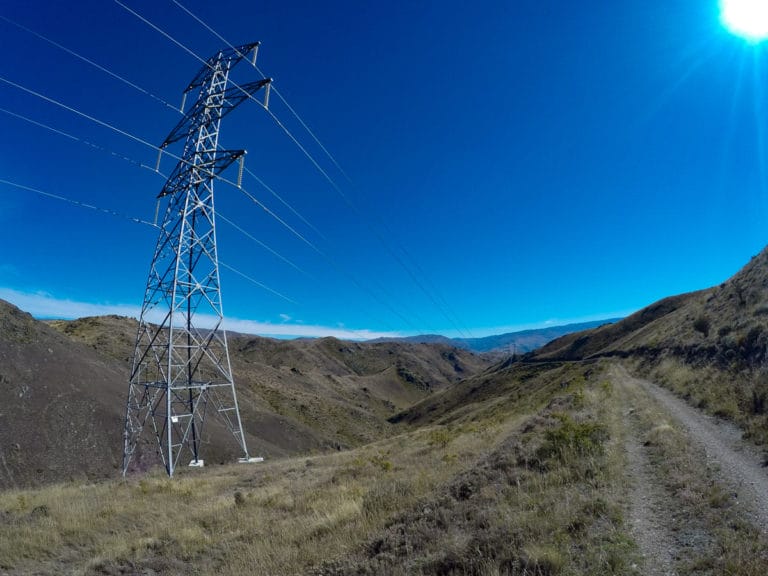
[612,364,768,575]
[618,365,768,532]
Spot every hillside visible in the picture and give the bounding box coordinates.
[5,347,768,575]
[534,248,768,365]
[6,246,768,573]
[0,303,490,489]
[49,314,488,449]
[532,246,768,444]
[371,319,619,354]
[0,301,126,487]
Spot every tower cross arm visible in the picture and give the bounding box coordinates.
[157,150,245,198]
[184,42,261,93]
[162,78,272,149]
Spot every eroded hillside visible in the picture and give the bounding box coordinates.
[1,302,490,488]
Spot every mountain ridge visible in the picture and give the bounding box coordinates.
[370,318,621,353]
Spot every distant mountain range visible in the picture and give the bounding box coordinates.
[371,319,621,354]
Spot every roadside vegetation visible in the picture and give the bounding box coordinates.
[633,356,768,447]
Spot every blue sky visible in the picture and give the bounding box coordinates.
[1,0,767,339]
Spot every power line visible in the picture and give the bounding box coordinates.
[0,177,157,227]
[219,261,297,305]
[0,14,179,113]
[169,0,352,183]
[242,165,326,241]
[0,74,162,151]
[0,105,161,176]
[236,186,323,255]
[112,0,351,202]
[113,0,209,69]
[6,8,427,333]
[158,1,472,337]
[0,176,296,304]
[236,186,421,331]
[0,74,347,311]
[0,14,326,247]
[217,212,312,278]
[0,104,312,283]
[0,74,262,201]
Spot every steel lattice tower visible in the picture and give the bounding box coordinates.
[122,43,271,477]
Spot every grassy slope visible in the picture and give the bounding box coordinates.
[533,246,768,446]
[0,303,127,488]
[0,360,638,576]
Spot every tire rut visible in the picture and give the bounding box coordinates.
[617,365,768,535]
[622,406,678,576]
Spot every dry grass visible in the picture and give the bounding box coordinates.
[637,356,768,446]
[0,413,522,575]
[0,362,639,576]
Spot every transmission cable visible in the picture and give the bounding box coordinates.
[112,0,350,201]
[0,12,322,247]
[110,2,433,331]
[148,1,472,337]
[0,176,296,304]
[0,14,179,113]
[218,261,297,305]
[217,212,311,278]
[0,177,157,227]
[0,105,161,176]
[0,79,304,250]
[169,0,352,183]
[6,8,421,332]
[242,165,326,240]
[0,104,312,282]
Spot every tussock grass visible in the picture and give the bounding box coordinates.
[0,416,521,575]
[1,362,638,575]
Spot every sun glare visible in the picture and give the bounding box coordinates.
[721,0,768,42]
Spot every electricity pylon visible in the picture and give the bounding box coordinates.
[122,42,271,477]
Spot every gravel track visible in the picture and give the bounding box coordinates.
[617,365,768,536]
[622,405,678,576]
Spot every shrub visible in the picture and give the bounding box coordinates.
[693,316,711,337]
[718,325,732,337]
[537,414,608,462]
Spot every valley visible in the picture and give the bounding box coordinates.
[3,248,768,574]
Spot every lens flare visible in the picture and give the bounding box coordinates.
[721,0,768,42]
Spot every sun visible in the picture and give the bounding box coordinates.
[721,0,768,42]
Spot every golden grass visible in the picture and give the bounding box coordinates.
[1,362,638,575]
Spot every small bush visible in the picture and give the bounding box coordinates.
[644,424,675,447]
[718,325,733,337]
[693,316,711,337]
[537,414,608,462]
[427,428,454,448]
[751,389,766,415]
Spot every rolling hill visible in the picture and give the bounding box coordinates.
[4,248,768,574]
[0,301,490,489]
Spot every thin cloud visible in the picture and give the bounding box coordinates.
[0,287,403,340]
